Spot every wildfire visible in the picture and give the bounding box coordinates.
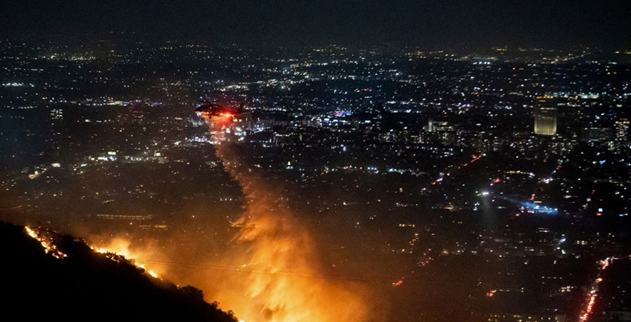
[197,113,370,322]
[24,226,160,280]
[24,226,68,259]
[89,242,162,280]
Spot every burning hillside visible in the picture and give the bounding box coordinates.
[0,221,238,322]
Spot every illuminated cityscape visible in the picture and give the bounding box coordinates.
[1,1,631,322]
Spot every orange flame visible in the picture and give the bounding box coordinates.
[25,226,68,259]
[201,116,371,322]
[90,237,167,279]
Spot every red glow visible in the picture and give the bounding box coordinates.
[579,258,612,321]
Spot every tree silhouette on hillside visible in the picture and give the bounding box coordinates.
[0,221,239,322]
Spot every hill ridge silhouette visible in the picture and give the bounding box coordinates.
[0,221,239,322]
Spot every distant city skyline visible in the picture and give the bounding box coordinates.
[1,13,630,321]
[2,0,631,49]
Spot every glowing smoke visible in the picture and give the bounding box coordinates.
[14,111,374,322]
[201,114,371,322]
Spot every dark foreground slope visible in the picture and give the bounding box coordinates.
[0,222,238,322]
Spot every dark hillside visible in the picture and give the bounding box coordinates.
[0,221,238,322]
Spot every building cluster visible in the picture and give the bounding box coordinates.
[1,37,630,322]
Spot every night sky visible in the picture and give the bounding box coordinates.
[2,0,631,48]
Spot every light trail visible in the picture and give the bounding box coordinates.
[578,258,612,321]
[424,154,484,191]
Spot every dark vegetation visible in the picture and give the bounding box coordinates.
[0,221,238,322]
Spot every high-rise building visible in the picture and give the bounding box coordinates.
[534,99,557,136]
[614,119,630,153]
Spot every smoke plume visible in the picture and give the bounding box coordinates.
[199,115,370,322]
